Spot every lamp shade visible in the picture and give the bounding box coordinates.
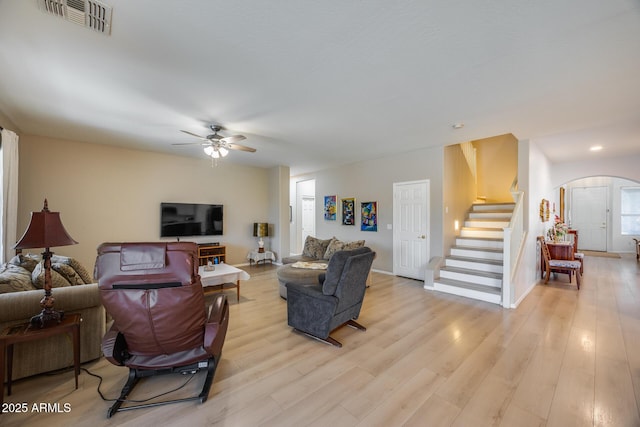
[253,223,269,238]
[14,199,78,250]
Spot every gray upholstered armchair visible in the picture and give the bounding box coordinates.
[285,247,375,347]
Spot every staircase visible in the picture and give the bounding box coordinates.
[434,202,515,305]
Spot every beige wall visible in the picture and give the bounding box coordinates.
[17,135,272,272]
[474,134,518,202]
[293,146,444,273]
[443,144,477,253]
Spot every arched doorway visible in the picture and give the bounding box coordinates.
[558,176,640,253]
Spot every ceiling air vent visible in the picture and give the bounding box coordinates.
[38,0,112,35]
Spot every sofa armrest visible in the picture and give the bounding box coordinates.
[0,283,101,323]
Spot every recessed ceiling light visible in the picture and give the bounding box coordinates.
[590,145,603,152]
[452,123,464,129]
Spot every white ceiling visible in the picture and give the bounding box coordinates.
[1,0,639,175]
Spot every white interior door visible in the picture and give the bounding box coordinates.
[393,180,429,280]
[301,196,315,250]
[571,186,607,251]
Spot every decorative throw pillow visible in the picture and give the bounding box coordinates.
[32,261,72,289]
[8,253,40,273]
[51,255,93,283]
[52,263,86,286]
[302,236,333,260]
[323,239,346,260]
[0,264,37,294]
[323,239,366,259]
[344,240,365,250]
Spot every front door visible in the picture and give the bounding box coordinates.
[571,186,607,251]
[393,180,430,280]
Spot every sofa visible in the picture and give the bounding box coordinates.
[282,236,365,265]
[0,254,105,380]
[278,236,365,298]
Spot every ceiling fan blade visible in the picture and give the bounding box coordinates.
[220,135,246,144]
[180,130,208,140]
[227,143,256,152]
[171,142,209,146]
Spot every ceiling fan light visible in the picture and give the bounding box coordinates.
[219,147,229,157]
[211,149,220,159]
[204,146,214,156]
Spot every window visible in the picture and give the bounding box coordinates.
[621,187,640,235]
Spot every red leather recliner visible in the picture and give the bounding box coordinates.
[95,242,228,417]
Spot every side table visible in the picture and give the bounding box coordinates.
[1,313,81,406]
[247,250,275,266]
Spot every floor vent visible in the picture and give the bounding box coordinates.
[38,0,112,35]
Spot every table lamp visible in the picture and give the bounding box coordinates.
[13,199,78,328]
[253,222,269,253]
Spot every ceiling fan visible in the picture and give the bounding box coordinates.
[173,125,256,159]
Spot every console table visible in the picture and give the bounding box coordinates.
[1,313,81,406]
[247,250,275,266]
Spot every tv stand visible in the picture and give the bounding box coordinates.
[197,244,226,266]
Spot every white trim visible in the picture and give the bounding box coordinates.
[1,129,19,263]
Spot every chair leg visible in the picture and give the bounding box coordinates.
[324,336,343,348]
[108,369,140,418]
[294,328,343,348]
[575,268,581,290]
[346,320,366,331]
[198,357,217,403]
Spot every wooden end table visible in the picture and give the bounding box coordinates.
[0,313,81,406]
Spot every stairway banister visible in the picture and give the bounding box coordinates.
[502,178,525,308]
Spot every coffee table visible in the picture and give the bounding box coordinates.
[198,264,250,303]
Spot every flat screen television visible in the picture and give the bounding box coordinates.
[160,202,223,237]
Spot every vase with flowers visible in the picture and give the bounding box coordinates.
[547,215,568,242]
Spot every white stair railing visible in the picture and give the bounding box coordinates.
[502,176,525,308]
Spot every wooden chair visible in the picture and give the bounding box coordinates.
[538,236,582,289]
[567,229,584,273]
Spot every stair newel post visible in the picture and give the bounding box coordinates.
[502,227,511,308]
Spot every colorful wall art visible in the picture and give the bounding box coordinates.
[324,195,337,220]
[341,197,355,225]
[361,201,377,232]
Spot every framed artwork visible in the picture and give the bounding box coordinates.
[324,195,337,220]
[539,198,550,222]
[341,197,355,225]
[361,201,377,232]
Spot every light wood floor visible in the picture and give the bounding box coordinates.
[3,254,640,426]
